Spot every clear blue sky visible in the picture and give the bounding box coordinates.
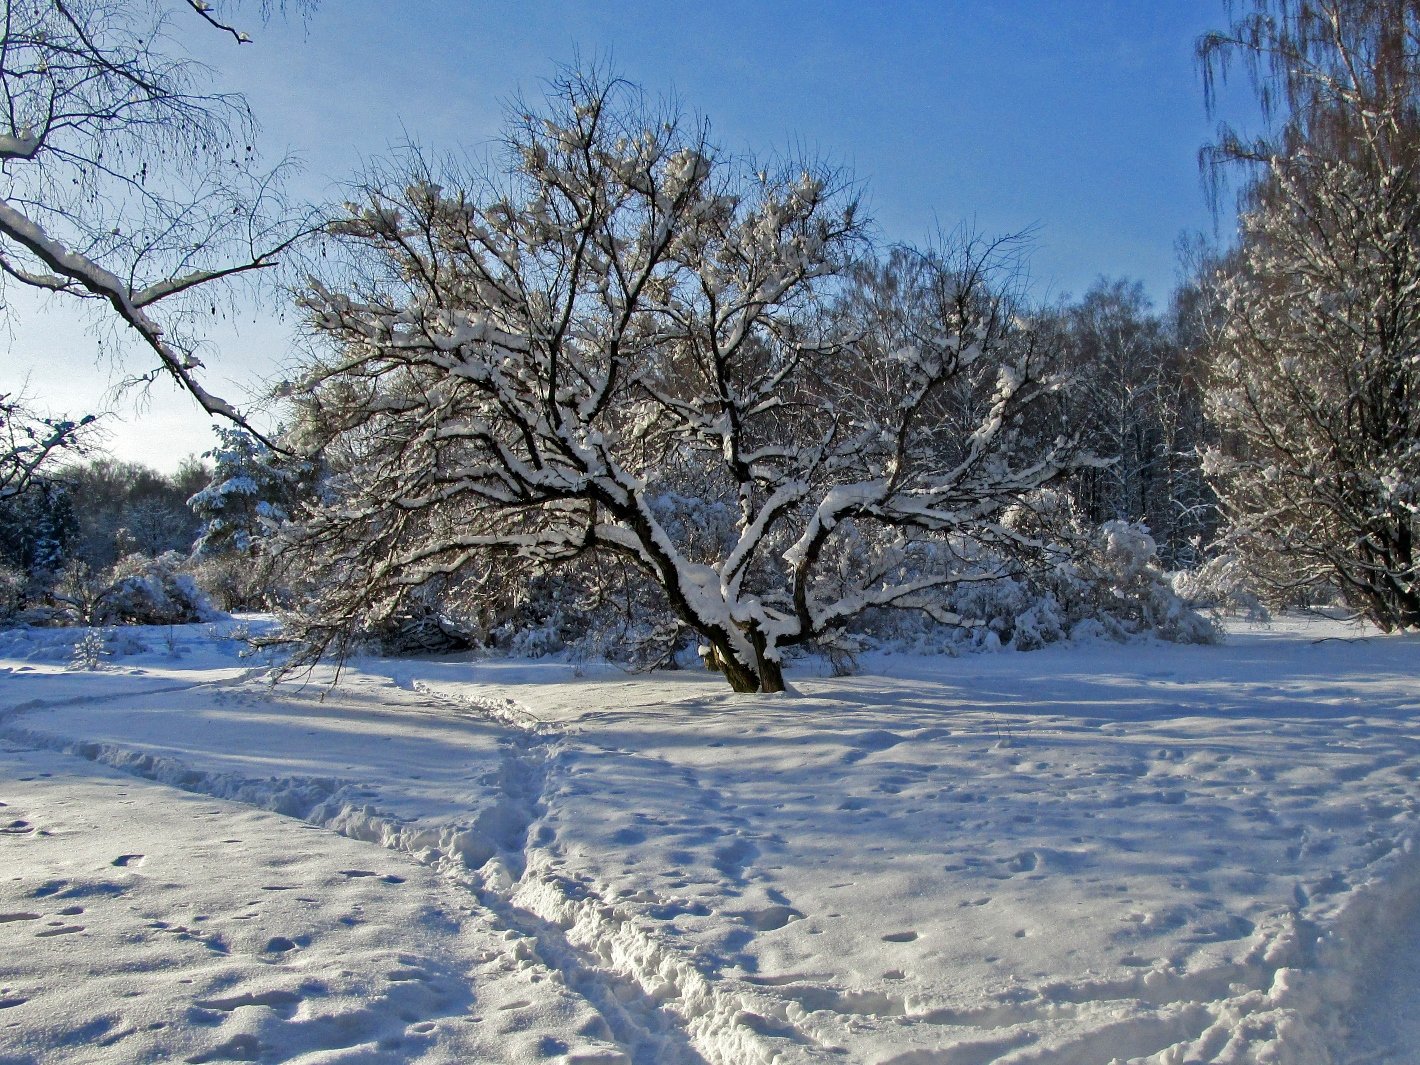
[10,1,1261,471]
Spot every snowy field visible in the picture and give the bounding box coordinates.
[1,617,1419,1065]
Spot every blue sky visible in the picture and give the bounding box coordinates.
[10,1,1261,471]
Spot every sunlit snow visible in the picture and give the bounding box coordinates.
[1,616,1417,1064]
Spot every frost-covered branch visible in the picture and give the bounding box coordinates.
[0,390,99,500]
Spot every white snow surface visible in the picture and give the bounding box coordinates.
[1,615,1419,1064]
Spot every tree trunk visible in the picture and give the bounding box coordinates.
[1392,521,1420,629]
[757,657,786,694]
[717,652,764,693]
[702,628,784,693]
[748,624,785,694]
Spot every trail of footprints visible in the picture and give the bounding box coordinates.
[4,703,701,1063]
[0,805,35,1014]
[13,683,1404,1065]
[1,800,94,944]
[416,682,916,1061]
[0,744,1242,1065]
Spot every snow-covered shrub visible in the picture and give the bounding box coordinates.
[949,573,1065,651]
[363,602,481,657]
[92,553,219,626]
[1069,521,1219,644]
[827,495,1216,658]
[483,563,692,669]
[43,559,106,626]
[995,491,1217,646]
[1172,553,1269,620]
[188,551,279,612]
[68,627,110,670]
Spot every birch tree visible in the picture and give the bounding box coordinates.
[286,71,1077,692]
[0,0,310,434]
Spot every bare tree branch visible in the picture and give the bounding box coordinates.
[0,0,317,448]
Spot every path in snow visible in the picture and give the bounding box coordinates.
[3,616,1420,1063]
[1,639,777,1064]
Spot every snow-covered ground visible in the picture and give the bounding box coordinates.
[1,616,1418,1064]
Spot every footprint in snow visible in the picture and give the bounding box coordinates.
[338,869,406,884]
[194,990,301,1014]
[713,837,758,879]
[35,923,84,937]
[31,879,124,900]
[731,905,804,931]
[1007,851,1039,873]
[186,1033,263,1064]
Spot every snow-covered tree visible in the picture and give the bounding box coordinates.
[284,71,1080,692]
[1055,280,1214,567]
[0,391,98,501]
[57,455,203,569]
[0,472,74,574]
[0,391,95,604]
[1203,156,1420,626]
[0,0,311,436]
[1199,0,1420,195]
[189,427,308,557]
[1199,0,1420,628]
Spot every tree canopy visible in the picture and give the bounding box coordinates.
[281,71,1082,691]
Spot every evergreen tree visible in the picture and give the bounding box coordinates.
[190,427,310,558]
